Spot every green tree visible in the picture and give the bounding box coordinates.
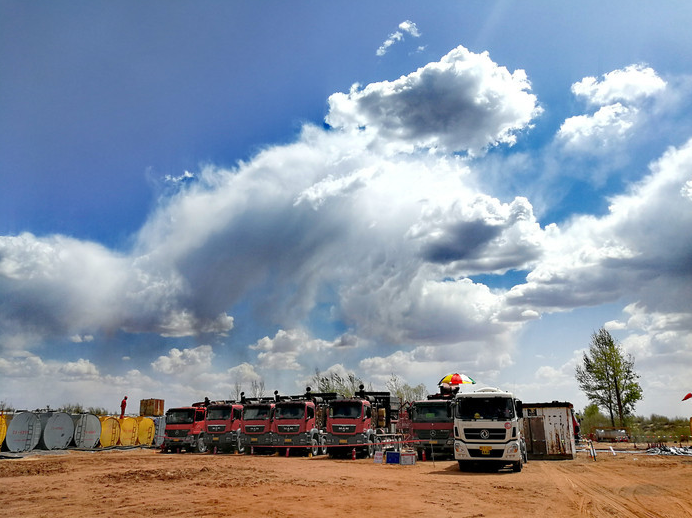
[575,328,643,426]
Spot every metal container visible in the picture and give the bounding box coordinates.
[136,416,155,446]
[118,416,139,446]
[99,416,120,447]
[71,414,102,449]
[139,398,165,417]
[522,401,576,460]
[4,412,41,452]
[38,412,75,450]
[152,416,166,447]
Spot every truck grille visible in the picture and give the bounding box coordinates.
[468,449,505,458]
[245,425,265,433]
[331,424,356,434]
[416,429,450,440]
[278,425,300,434]
[207,425,226,433]
[166,429,189,438]
[463,428,506,441]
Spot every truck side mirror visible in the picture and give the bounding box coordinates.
[515,400,523,418]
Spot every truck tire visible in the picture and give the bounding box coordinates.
[193,434,208,454]
[236,435,245,454]
[320,436,328,456]
[367,438,375,458]
[512,459,523,472]
[310,438,319,456]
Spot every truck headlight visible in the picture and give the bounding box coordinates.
[508,443,519,454]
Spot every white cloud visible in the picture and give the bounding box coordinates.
[507,136,692,316]
[376,20,421,56]
[151,345,214,375]
[571,65,666,107]
[327,45,542,155]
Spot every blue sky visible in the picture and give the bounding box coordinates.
[2,2,692,417]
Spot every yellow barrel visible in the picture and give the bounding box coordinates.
[136,416,155,446]
[0,414,7,445]
[118,416,139,446]
[99,416,120,447]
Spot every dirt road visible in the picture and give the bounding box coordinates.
[1,447,691,517]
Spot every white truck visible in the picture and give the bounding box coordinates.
[452,387,527,472]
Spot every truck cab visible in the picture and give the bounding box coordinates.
[453,387,526,471]
[162,403,208,453]
[204,401,244,453]
[238,398,275,452]
[408,397,454,460]
[324,386,401,458]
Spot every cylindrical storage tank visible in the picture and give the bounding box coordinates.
[0,414,7,446]
[152,416,166,447]
[38,412,75,450]
[4,412,41,452]
[136,416,155,446]
[71,414,102,449]
[99,416,120,447]
[118,416,139,446]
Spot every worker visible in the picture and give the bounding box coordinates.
[120,396,127,419]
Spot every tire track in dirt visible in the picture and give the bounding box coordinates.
[546,461,692,518]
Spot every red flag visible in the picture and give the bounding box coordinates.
[682,393,692,401]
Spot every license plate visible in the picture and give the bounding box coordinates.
[429,440,438,444]
[284,439,292,443]
[339,439,348,444]
[172,438,181,442]
[212,437,219,441]
[251,438,258,442]
[480,446,492,455]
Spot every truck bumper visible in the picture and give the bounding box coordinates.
[240,433,273,447]
[325,433,367,448]
[454,440,522,461]
[205,432,236,448]
[271,433,310,447]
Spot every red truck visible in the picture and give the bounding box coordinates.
[323,385,401,458]
[270,388,339,456]
[404,394,454,460]
[203,400,244,454]
[162,402,209,453]
[238,394,276,453]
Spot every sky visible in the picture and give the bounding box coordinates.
[2,1,692,418]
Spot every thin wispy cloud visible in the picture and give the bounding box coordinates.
[376,20,421,56]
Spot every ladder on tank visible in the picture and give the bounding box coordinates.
[74,415,85,446]
[24,418,35,451]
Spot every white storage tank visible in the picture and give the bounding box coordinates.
[4,412,41,452]
[71,413,102,449]
[38,412,75,450]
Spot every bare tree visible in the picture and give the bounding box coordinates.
[232,380,243,401]
[250,379,266,398]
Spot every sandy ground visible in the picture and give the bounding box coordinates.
[2,445,692,517]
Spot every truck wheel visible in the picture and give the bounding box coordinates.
[512,459,523,472]
[320,437,328,456]
[310,438,319,456]
[236,436,245,454]
[367,438,375,458]
[193,435,208,454]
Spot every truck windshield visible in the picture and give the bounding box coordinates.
[275,404,304,420]
[411,403,449,422]
[166,409,195,424]
[455,397,515,420]
[243,406,271,420]
[330,402,361,419]
[207,407,232,421]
